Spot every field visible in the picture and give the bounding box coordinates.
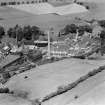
[0,2,90,33]
[4,57,105,99]
[0,1,105,33]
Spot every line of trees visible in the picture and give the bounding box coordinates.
[59,23,93,36]
[0,0,48,6]
[0,24,45,42]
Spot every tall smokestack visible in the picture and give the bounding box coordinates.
[47,30,51,58]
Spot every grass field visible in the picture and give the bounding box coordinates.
[0,2,89,33]
[5,57,105,100]
[0,1,105,34]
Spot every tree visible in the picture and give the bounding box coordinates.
[17,2,20,5]
[22,1,25,4]
[78,26,85,36]
[0,26,5,39]
[26,1,30,4]
[31,1,34,4]
[98,20,105,28]
[83,25,92,33]
[7,25,23,42]
[7,28,13,38]
[31,26,41,40]
[23,25,32,40]
[15,25,24,42]
[78,25,92,36]
[99,30,105,56]
[64,24,77,34]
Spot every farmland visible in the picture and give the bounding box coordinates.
[0,2,89,33]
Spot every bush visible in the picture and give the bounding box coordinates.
[0,2,7,6]
[98,20,105,28]
[79,2,83,5]
[99,66,105,70]
[31,98,41,105]
[31,1,34,4]
[78,76,87,83]
[0,88,9,93]
[74,95,78,99]
[43,92,56,102]
[17,2,20,5]
[57,85,67,94]
[26,1,30,4]
[22,1,25,4]
[86,6,89,9]
[92,69,99,74]
[87,71,94,77]
[3,72,11,79]
[68,82,78,89]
